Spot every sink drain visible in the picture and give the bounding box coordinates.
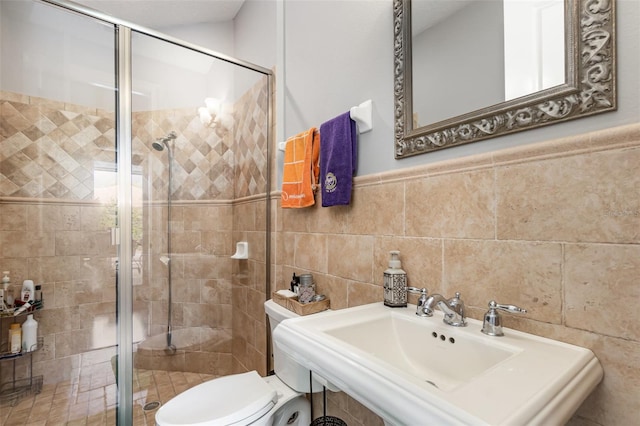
[143,401,161,411]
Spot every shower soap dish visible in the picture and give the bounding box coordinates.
[272,292,330,316]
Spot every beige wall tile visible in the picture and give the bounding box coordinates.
[245,230,266,262]
[347,280,381,307]
[181,254,231,280]
[373,236,442,291]
[347,394,385,426]
[201,230,232,256]
[0,204,27,230]
[320,275,349,310]
[170,230,201,254]
[202,279,232,305]
[327,234,375,282]
[55,329,91,358]
[346,183,405,236]
[279,204,311,232]
[1,231,55,257]
[171,278,200,304]
[497,147,640,243]
[573,335,640,426]
[233,202,257,233]
[505,319,640,426]
[405,170,495,239]
[294,232,327,273]
[246,287,267,323]
[80,205,111,232]
[27,255,77,283]
[307,200,350,235]
[54,231,112,257]
[565,243,640,340]
[443,240,563,323]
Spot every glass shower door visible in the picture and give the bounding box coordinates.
[2,1,272,423]
[128,29,273,423]
[0,0,123,423]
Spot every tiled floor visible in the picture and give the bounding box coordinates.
[0,360,214,426]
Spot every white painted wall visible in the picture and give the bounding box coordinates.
[282,0,394,175]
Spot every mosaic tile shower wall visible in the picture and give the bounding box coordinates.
[0,91,236,202]
[233,77,270,199]
[0,91,115,200]
[1,78,270,203]
[0,74,271,383]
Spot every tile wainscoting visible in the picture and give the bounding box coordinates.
[271,123,640,426]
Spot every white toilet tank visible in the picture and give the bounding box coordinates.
[265,300,325,393]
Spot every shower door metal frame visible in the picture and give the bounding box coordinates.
[115,25,135,426]
[37,1,274,423]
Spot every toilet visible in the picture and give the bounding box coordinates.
[155,300,316,426]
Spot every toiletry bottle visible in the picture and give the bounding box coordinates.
[290,273,300,294]
[2,271,9,304]
[34,284,43,309]
[383,251,408,307]
[21,280,35,302]
[6,288,14,308]
[9,323,22,354]
[22,314,38,352]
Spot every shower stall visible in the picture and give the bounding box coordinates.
[0,0,272,424]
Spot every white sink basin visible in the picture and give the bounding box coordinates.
[273,302,603,425]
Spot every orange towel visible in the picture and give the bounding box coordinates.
[281,127,320,208]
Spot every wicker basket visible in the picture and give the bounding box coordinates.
[271,292,330,315]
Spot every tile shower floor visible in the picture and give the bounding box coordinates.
[0,362,215,426]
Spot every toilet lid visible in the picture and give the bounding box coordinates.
[155,371,277,426]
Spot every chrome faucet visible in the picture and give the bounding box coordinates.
[421,292,467,327]
[481,300,527,336]
[406,287,428,317]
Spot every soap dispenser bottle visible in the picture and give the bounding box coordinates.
[384,250,407,307]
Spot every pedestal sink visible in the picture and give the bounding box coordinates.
[273,302,603,425]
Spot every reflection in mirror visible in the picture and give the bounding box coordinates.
[412,0,565,127]
[394,0,616,159]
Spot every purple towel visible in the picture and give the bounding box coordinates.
[320,111,357,207]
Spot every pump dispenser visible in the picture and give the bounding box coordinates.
[383,250,408,307]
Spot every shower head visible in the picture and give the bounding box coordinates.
[152,131,177,152]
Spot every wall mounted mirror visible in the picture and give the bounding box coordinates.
[393,0,616,158]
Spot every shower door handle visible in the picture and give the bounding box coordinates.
[111,227,120,246]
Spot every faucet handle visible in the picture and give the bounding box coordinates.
[406,287,429,317]
[481,300,527,336]
[493,301,527,314]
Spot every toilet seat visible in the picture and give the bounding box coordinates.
[155,371,277,426]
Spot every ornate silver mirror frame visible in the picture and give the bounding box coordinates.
[394,0,616,158]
